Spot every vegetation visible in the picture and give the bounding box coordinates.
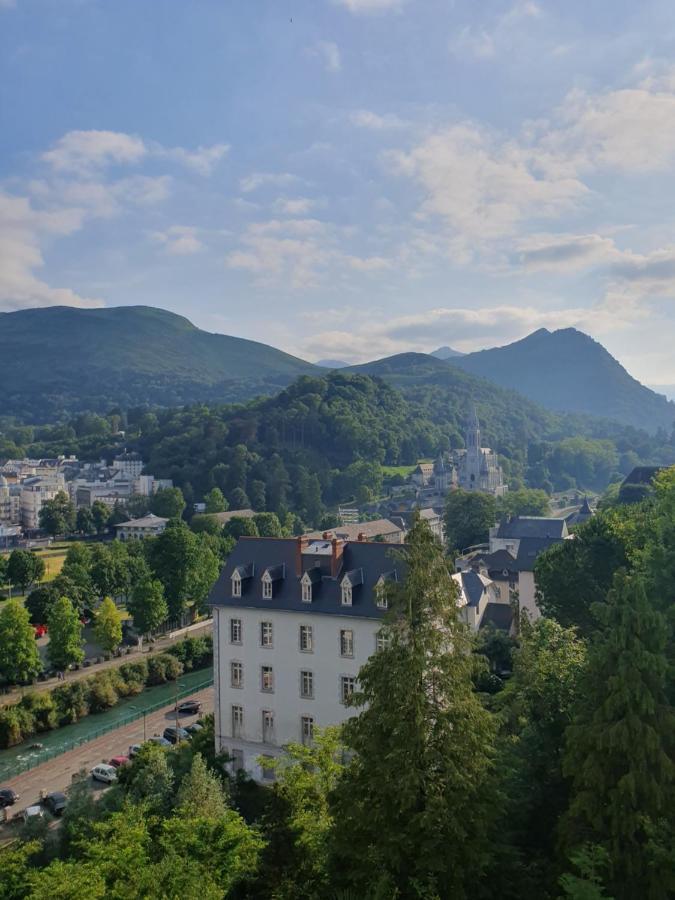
[93,596,123,654]
[0,599,42,685]
[46,596,84,671]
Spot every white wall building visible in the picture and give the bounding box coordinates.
[20,475,66,530]
[114,513,168,540]
[210,536,402,780]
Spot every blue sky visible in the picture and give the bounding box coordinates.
[2,0,675,383]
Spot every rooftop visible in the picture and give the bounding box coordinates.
[495,516,568,540]
[114,513,169,528]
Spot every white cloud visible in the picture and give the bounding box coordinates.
[0,191,103,311]
[274,196,314,216]
[450,1,541,61]
[248,218,326,236]
[307,40,341,73]
[334,0,406,13]
[239,172,302,193]
[161,143,229,176]
[43,130,147,173]
[151,225,204,256]
[350,109,408,130]
[345,255,392,271]
[517,233,621,272]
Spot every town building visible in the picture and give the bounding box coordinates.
[0,476,21,525]
[564,496,594,528]
[451,407,507,496]
[114,513,168,540]
[305,517,406,544]
[113,451,144,479]
[19,475,67,530]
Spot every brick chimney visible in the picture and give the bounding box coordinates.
[330,537,345,576]
[357,532,366,542]
[296,535,310,576]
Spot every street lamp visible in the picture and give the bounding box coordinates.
[129,705,148,742]
[174,679,185,731]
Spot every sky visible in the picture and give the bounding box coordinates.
[2,0,675,383]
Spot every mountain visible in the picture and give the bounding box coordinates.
[649,384,675,402]
[430,346,464,360]
[315,359,350,369]
[448,328,675,434]
[0,305,317,420]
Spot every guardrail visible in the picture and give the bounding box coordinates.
[0,675,214,782]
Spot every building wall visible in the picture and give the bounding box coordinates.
[517,571,541,621]
[214,605,382,779]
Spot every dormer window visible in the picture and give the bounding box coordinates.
[341,583,352,606]
[231,573,242,598]
[375,578,388,610]
[301,572,313,603]
[262,572,273,599]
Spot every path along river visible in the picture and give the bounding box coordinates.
[0,666,213,782]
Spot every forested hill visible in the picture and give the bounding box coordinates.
[448,327,675,434]
[0,305,316,420]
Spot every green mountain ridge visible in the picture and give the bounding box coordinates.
[0,305,317,420]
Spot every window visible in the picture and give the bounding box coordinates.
[261,665,274,692]
[375,584,388,609]
[262,575,273,599]
[230,618,242,644]
[231,705,243,738]
[340,675,356,704]
[376,630,391,653]
[231,574,241,598]
[299,624,313,652]
[341,583,352,606]
[301,581,312,603]
[230,660,243,688]
[261,755,275,781]
[340,629,354,658]
[494,585,502,600]
[300,669,314,699]
[262,710,274,743]
[230,749,244,772]
[301,715,314,745]
[260,621,273,648]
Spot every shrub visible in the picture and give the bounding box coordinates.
[0,707,27,748]
[118,660,148,696]
[52,681,89,725]
[87,672,119,713]
[19,692,58,733]
[147,653,183,685]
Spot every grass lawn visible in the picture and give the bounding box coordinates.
[382,464,417,477]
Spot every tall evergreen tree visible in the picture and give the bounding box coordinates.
[0,599,42,685]
[329,517,497,898]
[562,572,675,899]
[47,596,84,671]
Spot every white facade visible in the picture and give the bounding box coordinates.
[115,513,168,540]
[213,605,382,779]
[20,476,66,530]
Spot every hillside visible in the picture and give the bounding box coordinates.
[0,306,316,419]
[448,328,675,434]
[430,346,464,359]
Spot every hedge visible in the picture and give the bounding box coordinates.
[0,635,213,749]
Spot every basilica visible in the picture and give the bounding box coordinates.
[450,406,507,496]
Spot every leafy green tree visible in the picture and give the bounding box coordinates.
[91,500,110,534]
[0,839,39,900]
[444,488,497,552]
[148,520,219,620]
[497,487,550,519]
[75,506,95,535]
[124,743,175,815]
[0,553,7,587]
[223,516,259,540]
[29,861,107,900]
[38,490,76,536]
[190,514,221,536]
[228,486,250,510]
[125,494,150,519]
[252,512,284,537]
[47,596,84,671]
[150,486,186,519]
[25,584,58,625]
[204,487,227,513]
[176,753,227,819]
[255,728,343,899]
[7,549,45,594]
[562,572,675,899]
[62,542,91,572]
[90,542,129,599]
[127,578,168,636]
[0,599,42,684]
[249,478,266,511]
[330,517,497,898]
[93,597,123,653]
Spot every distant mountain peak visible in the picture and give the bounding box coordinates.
[315,358,349,369]
[430,345,464,360]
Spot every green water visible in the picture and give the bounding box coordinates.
[0,666,213,782]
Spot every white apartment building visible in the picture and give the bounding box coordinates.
[113,452,144,479]
[20,475,66,530]
[210,536,402,780]
[114,513,168,540]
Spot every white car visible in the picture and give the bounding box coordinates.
[91,764,117,784]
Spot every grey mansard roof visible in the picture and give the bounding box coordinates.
[495,516,568,540]
[209,537,407,619]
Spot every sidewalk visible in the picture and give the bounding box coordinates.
[0,620,213,707]
[0,686,214,824]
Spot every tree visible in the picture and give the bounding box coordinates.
[148,520,219,620]
[28,861,107,900]
[497,487,550,519]
[228,486,250,510]
[223,516,259,540]
[204,487,227,513]
[190,515,221,536]
[25,584,59,625]
[0,599,42,684]
[127,578,168,636]
[0,553,7,586]
[150,487,186,519]
[249,478,266,511]
[561,572,675,899]
[7,549,45,594]
[176,753,227,819]
[90,542,129,599]
[76,506,95,535]
[252,512,284,537]
[93,597,123,653]
[444,488,497,552]
[47,596,84,671]
[38,490,76,536]
[91,500,110,534]
[329,517,497,898]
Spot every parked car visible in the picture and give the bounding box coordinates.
[148,736,172,748]
[34,624,47,639]
[128,744,142,758]
[41,792,67,816]
[0,788,19,808]
[91,764,117,784]
[185,722,204,735]
[22,804,44,822]
[175,700,202,715]
[108,756,130,769]
[162,726,190,745]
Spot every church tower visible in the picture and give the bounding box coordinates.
[465,405,481,453]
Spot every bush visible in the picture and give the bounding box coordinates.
[52,681,89,726]
[19,692,58,733]
[0,707,27,748]
[166,634,213,671]
[147,653,184,685]
[87,672,120,713]
[118,660,148,696]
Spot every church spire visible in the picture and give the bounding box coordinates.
[465,404,481,452]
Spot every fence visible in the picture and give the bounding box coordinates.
[0,674,214,782]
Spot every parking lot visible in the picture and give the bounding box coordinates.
[0,686,213,825]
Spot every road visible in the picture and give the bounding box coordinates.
[0,686,213,824]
